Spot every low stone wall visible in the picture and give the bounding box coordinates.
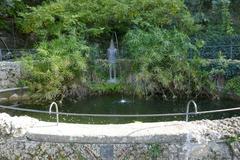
[0,62,20,89]
[0,113,239,160]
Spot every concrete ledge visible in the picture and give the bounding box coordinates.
[26,121,188,144]
[1,113,240,144]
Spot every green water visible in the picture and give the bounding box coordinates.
[1,95,240,124]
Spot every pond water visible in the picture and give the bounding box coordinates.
[1,95,240,124]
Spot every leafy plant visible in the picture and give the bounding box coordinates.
[88,82,124,95]
[0,0,28,29]
[227,134,240,143]
[18,0,196,41]
[191,0,235,41]
[148,144,161,158]
[209,53,228,80]
[124,28,214,99]
[212,0,234,35]
[225,76,240,96]
[21,35,89,102]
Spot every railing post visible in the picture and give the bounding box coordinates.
[186,100,198,122]
[230,45,233,59]
[49,102,59,126]
[0,49,2,61]
[230,39,233,59]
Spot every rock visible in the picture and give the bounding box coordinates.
[0,97,8,103]
[9,93,19,101]
[21,94,30,101]
[0,113,39,137]
[0,62,20,89]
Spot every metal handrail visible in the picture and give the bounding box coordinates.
[0,48,35,61]
[0,87,28,94]
[186,100,198,122]
[49,102,59,126]
[0,102,240,124]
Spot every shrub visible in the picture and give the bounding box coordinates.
[124,28,214,99]
[225,76,240,96]
[21,35,89,102]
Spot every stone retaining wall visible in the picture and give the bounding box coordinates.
[0,62,20,89]
[0,113,239,160]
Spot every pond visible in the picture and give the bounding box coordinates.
[1,94,240,124]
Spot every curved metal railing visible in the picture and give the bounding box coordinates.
[0,100,240,124]
[49,102,59,126]
[186,100,198,122]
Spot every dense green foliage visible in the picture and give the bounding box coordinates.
[19,0,196,40]
[21,35,88,102]
[0,0,25,29]
[0,0,44,29]
[89,82,125,95]
[1,0,240,102]
[225,76,240,96]
[186,0,237,38]
[204,59,240,79]
[18,0,203,101]
[124,28,213,98]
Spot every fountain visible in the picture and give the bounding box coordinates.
[107,39,117,83]
[117,95,131,104]
[107,37,130,103]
